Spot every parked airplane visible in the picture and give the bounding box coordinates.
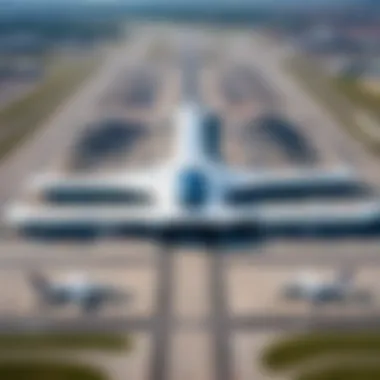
[4,98,380,245]
[29,272,128,313]
[281,269,371,304]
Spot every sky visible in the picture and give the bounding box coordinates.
[0,0,365,10]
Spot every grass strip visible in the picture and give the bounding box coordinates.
[0,56,98,161]
[297,363,380,380]
[0,333,131,351]
[0,360,107,380]
[261,332,380,372]
[285,55,380,152]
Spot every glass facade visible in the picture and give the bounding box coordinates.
[226,181,366,204]
[202,112,221,161]
[178,168,209,209]
[45,187,149,205]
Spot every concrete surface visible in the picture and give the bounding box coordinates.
[173,251,211,319]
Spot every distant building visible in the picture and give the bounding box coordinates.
[359,59,380,94]
[339,61,366,79]
[344,26,380,54]
[297,26,363,56]
[0,33,47,56]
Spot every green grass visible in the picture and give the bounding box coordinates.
[261,332,380,372]
[334,78,380,120]
[296,364,380,380]
[285,55,380,152]
[0,360,107,380]
[0,56,98,161]
[0,333,131,352]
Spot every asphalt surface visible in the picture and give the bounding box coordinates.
[209,252,233,380]
[149,247,174,380]
[219,64,279,110]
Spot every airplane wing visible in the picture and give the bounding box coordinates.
[25,171,156,205]
[225,166,366,204]
[28,272,70,306]
[80,292,107,313]
[80,286,126,312]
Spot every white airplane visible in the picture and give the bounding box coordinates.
[29,272,128,313]
[281,269,371,304]
[4,100,380,245]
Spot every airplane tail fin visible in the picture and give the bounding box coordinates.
[112,288,129,303]
[28,272,50,296]
[336,268,356,286]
